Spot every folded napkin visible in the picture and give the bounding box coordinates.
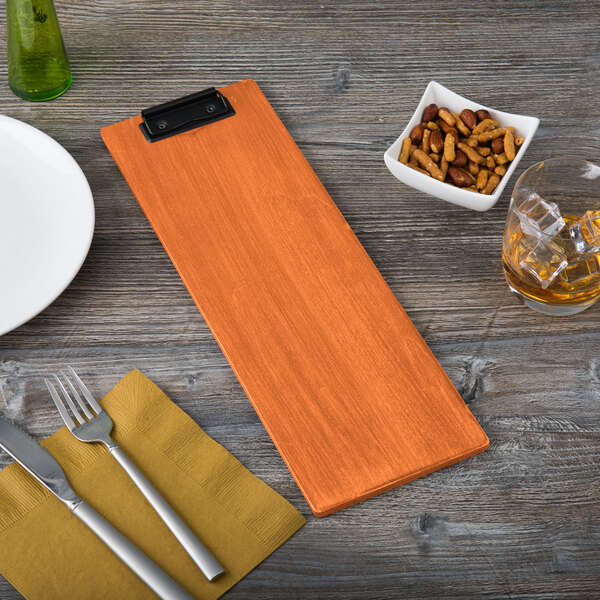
[0,370,305,599]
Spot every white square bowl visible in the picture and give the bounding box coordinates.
[384,81,539,211]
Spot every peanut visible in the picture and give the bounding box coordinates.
[438,107,456,126]
[482,173,500,195]
[476,168,489,190]
[476,146,491,157]
[422,128,431,153]
[398,138,411,164]
[477,127,514,143]
[494,152,508,165]
[456,142,484,164]
[494,164,507,176]
[443,133,456,162]
[504,130,516,161]
[468,160,480,175]
[413,149,444,181]
[472,118,493,135]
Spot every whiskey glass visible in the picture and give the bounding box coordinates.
[503,158,600,316]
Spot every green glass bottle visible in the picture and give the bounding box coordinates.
[6,0,72,101]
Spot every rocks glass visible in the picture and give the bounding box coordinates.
[503,158,600,316]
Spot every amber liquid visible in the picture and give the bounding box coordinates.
[503,215,600,306]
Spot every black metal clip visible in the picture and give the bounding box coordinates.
[139,87,235,142]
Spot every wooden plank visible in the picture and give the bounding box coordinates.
[0,0,599,596]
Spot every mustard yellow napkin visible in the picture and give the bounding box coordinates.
[0,370,305,599]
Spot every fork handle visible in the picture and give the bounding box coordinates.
[72,500,195,600]
[109,445,225,581]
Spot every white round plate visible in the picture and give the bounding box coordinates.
[0,115,95,336]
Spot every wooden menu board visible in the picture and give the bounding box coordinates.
[101,79,488,517]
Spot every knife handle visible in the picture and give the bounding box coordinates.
[72,501,195,600]
[109,445,224,581]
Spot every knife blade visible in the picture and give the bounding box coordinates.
[0,417,79,504]
[0,417,195,600]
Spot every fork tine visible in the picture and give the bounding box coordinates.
[61,370,94,420]
[53,375,85,425]
[45,378,77,431]
[68,366,103,415]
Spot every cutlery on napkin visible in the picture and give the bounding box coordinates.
[0,371,305,600]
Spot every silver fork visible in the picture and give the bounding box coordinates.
[45,366,224,582]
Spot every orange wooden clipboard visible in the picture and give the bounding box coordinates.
[101,79,488,517]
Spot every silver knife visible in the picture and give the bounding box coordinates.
[0,417,195,600]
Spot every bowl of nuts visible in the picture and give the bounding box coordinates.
[384,81,539,211]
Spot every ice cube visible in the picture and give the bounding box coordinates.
[515,193,565,238]
[556,256,600,291]
[569,210,600,254]
[519,238,568,288]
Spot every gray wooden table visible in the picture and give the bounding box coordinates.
[1,1,599,598]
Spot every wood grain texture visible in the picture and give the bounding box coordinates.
[102,78,488,517]
[0,0,599,597]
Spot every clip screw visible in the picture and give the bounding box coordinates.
[157,120,167,130]
[206,105,215,113]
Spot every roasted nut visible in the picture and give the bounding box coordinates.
[451,150,468,168]
[475,109,491,122]
[447,166,475,187]
[422,128,431,153]
[410,123,424,144]
[438,107,456,126]
[504,131,516,161]
[443,133,456,162]
[478,127,514,143]
[413,149,444,181]
[429,129,444,153]
[472,118,493,135]
[456,142,484,164]
[422,103,439,123]
[482,173,500,194]
[436,119,460,142]
[468,160,480,175]
[452,112,471,136]
[402,102,520,193]
[459,109,477,130]
[476,168,489,190]
[491,137,505,154]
